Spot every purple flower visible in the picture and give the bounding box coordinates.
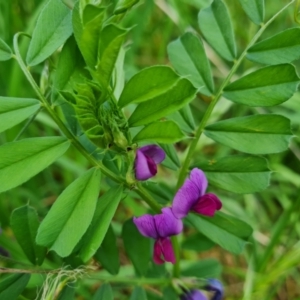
[180,290,207,300]
[133,207,183,264]
[135,145,166,181]
[206,279,224,300]
[172,168,222,219]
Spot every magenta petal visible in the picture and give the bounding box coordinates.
[154,207,183,238]
[139,145,166,164]
[135,149,157,180]
[153,237,175,264]
[190,168,208,197]
[160,237,175,264]
[153,239,165,264]
[172,179,200,219]
[192,193,222,217]
[133,214,158,239]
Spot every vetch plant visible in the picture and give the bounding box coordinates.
[0,0,300,299]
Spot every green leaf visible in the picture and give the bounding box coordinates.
[0,274,30,300]
[197,155,271,193]
[118,66,180,108]
[115,0,139,14]
[53,36,85,95]
[133,121,185,144]
[94,24,128,90]
[238,0,264,25]
[95,225,120,275]
[181,259,222,278]
[198,0,236,61]
[0,97,40,133]
[204,115,293,154]
[36,168,101,257]
[163,286,178,300]
[247,28,300,65]
[122,218,151,276]
[79,186,123,262]
[187,212,253,254]
[92,284,113,300]
[143,182,173,205]
[128,78,197,127]
[159,143,181,170]
[26,0,72,66]
[168,32,214,95]
[0,38,12,61]
[178,105,195,132]
[182,233,215,252]
[72,3,105,68]
[130,286,148,300]
[52,36,86,134]
[113,46,126,99]
[57,285,75,300]
[223,64,299,106]
[11,205,46,265]
[0,137,70,193]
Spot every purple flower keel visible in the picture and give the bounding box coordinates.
[153,237,175,264]
[135,145,166,181]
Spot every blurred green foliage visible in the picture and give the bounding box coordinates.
[0,0,300,299]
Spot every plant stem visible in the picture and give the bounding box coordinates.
[92,275,171,285]
[171,236,181,277]
[176,0,296,189]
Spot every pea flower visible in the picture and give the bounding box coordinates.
[135,145,165,181]
[172,168,222,219]
[133,207,183,264]
[180,290,207,300]
[206,279,224,300]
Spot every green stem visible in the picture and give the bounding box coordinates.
[257,193,300,273]
[176,0,296,189]
[93,276,171,285]
[171,236,181,277]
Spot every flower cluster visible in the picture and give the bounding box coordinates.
[133,145,222,264]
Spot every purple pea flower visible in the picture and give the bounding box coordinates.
[135,145,166,181]
[172,168,222,219]
[133,207,183,264]
[181,290,208,300]
[206,279,224,300]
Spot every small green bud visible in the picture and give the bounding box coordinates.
[113,129,128,149]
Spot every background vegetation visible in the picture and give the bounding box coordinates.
[0,0,300,299]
